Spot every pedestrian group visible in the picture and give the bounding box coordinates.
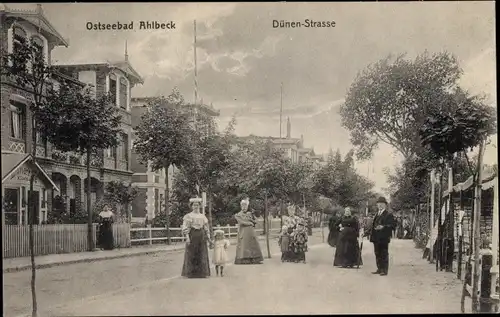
[179,194,396,279]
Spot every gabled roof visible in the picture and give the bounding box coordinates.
[54,59,144,85]
[2,152,60,192]
[1,4,68,47]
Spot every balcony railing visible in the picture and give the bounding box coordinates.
[9,140,26,154]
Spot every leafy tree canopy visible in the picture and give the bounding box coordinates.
[340,51,464,160]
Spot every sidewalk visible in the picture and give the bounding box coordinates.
[3,229,305,273]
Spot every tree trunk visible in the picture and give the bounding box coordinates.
[320,208,325,243]
[446,165,454,273]
[86,147,93,251]
[280,200,283,229]
[430,169,436,263]
[29,117,38,317]
[164,167,170,245]
[265,193,271,258]
[208,194,214,241]
[471,140,486,313]
[437,169,443,272]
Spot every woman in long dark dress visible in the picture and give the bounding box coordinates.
[334,207,362,268]
[181,197,213,278]
[98,205,114,250]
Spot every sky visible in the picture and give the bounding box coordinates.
[9,2,496,194]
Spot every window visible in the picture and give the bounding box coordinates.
[119,78,127,109]
[121,133,129,162]
[12,26,27,69]
[109,77,117,105]
[4,188,19,225]
[10,102,25,139]
[34,119,44,145]
[31,36,45,64]
[105,147,116,159]
[41,188,46,208]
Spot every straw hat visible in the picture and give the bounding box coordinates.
[214,229,225,237]
[189,197,202,204]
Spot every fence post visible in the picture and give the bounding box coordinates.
[227,224,231,238]
[148,224,152,246]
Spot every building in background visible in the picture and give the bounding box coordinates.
[238,117,325,168]
[50,47,144,217]
[129,97,220,221]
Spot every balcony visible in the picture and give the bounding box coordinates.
[104,157,115,169]
[82,153,103,168]
[117,159,128,171]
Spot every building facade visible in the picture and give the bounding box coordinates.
[1,4,144,225]
[239,117,325,168]
[53,57,144,217]
[129,98,220,220]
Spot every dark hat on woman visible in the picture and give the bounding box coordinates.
[376,196,388,204]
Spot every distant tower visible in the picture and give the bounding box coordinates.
[300,134,304,147]
[286,117,291,139]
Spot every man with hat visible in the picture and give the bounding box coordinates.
[370,196,396,276]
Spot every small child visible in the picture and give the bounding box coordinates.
[279,225,291,262]
[213,229,230,276]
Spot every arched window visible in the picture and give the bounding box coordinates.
[31,35,45,63]
[13,26,27,51]
[12,26,27,68]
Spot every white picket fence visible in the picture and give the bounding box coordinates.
[2,223,131,258]
[130,219,282,246]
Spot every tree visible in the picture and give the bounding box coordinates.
[312,149,374,209]
[105,181,138,222]
[340,51,463,160]
[419,90,496,313]
[2,37,58,317]
[134,95,196,244]
[39,84,122,251]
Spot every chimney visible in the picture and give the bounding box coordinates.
[286,117,291,139]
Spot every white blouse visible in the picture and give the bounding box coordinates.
[182,212,210,236]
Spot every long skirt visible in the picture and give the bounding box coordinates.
[327,229,339,247]
[181,229,211,278]
[291,233,308,263]
[98,221,114,250]
[333,229,362,267]
[280,235,292,262]
[234,226,264,264]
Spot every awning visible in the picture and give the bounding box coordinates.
[1,152,60,192]
[442,173,497,197]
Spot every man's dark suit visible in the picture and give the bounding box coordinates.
[370,210,396,274]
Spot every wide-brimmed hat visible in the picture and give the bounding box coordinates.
[376,196,388,204]
[214,229,225,236]
[189,197,202,204]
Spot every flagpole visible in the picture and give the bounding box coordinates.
[193,20,199,131]
[194,20,198,105]
[279,82,283,141]
[279,82,283,228]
